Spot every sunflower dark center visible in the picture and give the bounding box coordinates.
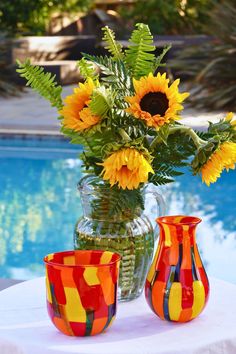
[140,92,169,116]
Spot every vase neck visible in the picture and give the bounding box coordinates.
[157,216,201,246]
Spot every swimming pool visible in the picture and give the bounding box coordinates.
[0,136,235,283]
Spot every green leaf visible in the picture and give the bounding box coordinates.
[158,124,170,145]
[149,174,174,186]
[82,54,132,100]
[125,23,156,79]
[102,26,124,60]
[77,58,97,80]
[16,59,63,110]
[89,86,114,118]
[106,188,145,217]
[153,45,171,73]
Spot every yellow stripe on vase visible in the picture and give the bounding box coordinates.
[168,282,182,321]
[83,267,100,286]
[100,251,113,265]
[174,216,185,223]
[64,256,75,265]
[64,287,86,322]
[146,243,160,283]
[162,224,172,247]
[45,268,52,304]
[191,281,205,319]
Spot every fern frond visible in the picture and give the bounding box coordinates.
[102,26,123,60]
[89,87,114,118]
[125,23,156,79]
[106,188,145,217]
[82,54,132,112]
[77,58,97,80]
[155,165,184,177]
[149,174,174,186]
[89,186,145,218]
[82,54,114,74]
[60,126,87,145]
[16,59,63,109]
[153,45,171,74]
[149,164,183,186]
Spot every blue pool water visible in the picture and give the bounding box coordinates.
[0,136,235,283]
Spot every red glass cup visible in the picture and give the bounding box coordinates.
[44,250,120,336]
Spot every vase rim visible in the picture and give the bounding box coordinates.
[156,215,202,226]
[78,174,146,193]
[44,250,121,268]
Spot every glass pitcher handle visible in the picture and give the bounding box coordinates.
[145,189,166,238]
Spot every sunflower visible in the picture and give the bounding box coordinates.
[225,112,236,128]
[100,148,154,190]
[201,142,236,186]
[59,78,100,132]
[125,73,189,129]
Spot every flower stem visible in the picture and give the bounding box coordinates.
[150,125,207,150]
[118,128,132,142]
[170,126,207,146]
[84,136,95,153]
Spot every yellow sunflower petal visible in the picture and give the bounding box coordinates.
[201,142,236,186]
[126,74,189,129]
[59,79,100,132]
[225,112,234,121]
[100,148,154,190]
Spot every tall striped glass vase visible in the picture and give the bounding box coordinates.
[145,215,209,322]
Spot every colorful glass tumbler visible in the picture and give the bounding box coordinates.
[44,250,120,336]
[145,216,209,322]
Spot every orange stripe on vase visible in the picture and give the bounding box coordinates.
[91,317,108,336]
[74,251,91,266]
[178,308,192,322]
[151,281,165,319]
[53,316,73,336]
[169,225,179,265]
[97,267,115,306]
[60,267,76,288]
[181,226,192,269]
[193,238,203,268]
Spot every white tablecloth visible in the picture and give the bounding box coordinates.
[0,277,236,354]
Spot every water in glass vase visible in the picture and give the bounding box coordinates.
[74,175,165,302]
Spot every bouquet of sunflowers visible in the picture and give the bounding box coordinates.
[17,23,236,300]
[17,24,236,195]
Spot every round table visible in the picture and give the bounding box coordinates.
[0,277,235,354]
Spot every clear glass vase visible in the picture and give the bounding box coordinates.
[74,175,165,302]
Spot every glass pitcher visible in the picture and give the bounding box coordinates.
[74,175,165,302]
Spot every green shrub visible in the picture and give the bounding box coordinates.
[171,0,236,110]
[0,0,94,36]
[0,38,22,96]
[118,0,218,35]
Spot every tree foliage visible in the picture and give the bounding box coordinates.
[171,0,236,110]
[118,0,218,35]
[16,59,63,109]
[0,0,94,36]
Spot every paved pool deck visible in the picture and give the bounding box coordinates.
[0,86,225,291]
[0,86,225,135]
